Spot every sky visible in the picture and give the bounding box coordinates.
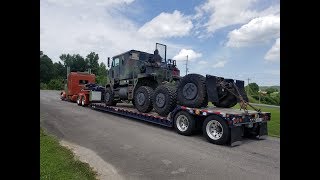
[40,0,280,86]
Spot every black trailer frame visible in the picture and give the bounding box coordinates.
[90,103,270,146]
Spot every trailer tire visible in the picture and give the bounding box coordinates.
[174,110,196,136]
[134,86,154,113]
[153,84,177,116]
[105,87,117,106]
[77,96,82,106]
[177,73,208,108]
[202,115,230,145]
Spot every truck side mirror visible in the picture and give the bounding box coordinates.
[107,57,110,67]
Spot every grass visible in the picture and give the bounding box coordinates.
[208,102,280,138]
[40,128,97,180]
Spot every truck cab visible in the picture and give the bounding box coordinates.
[61,72,96,102]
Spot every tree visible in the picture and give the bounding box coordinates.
[60,54,86,72]
[85,52,99,75]
[53,61,66,79]
[96,62,108,85]
[266,87,278,94]
[40,53,54,83]
[247,83,259,94]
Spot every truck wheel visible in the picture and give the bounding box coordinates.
[177,73,208,108]
[173,110,195,136]
[202,115,230,145]
[81,95,87,107]
[105,87,117,106]
[134,86,154,113]
[213,93,238,108]
[153,84,177,116]
[77,96,82,106]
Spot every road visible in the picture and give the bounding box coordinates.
[250,103,280,108]
[40,90,280,180]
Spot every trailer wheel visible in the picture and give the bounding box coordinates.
[81,95,87,107]
[173,110,196,136]
[105,87,117,106]
[177,74,208,108]
[153,84,177,116]
[202,115,230,145]
[134,86,154,113]
[77,96,82,106]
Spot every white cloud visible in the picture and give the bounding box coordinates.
[194,0,279,35]
[226,15,279,47]
[198,60,208,65]
[195,0,256,33]
[45,0,134,7]
[40,0,185,65]
[138,10,193,39]
[264,38,280,62]
[212,60,227,68]
[172,49,202,61]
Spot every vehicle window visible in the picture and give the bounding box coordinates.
[131,52,139,60]
[79,80,88,84]
[113,58,120,66]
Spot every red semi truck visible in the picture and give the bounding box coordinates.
[60,71,270,146]
[60,72,96,103]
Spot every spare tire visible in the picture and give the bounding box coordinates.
[177,74,208,108]
[153,84,177,116]
[134,86,154,113]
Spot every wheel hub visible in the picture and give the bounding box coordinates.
[137,92,146,106]
[155,93,166,108]
[176,115,189,132]
[105,92,110,102]
[182,83,198,100]
[206,120,223,140]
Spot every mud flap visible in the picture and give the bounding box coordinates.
[230,127,242,147]
[257,122,268,139]
[206,75,219,103]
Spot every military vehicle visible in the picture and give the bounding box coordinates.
[105,43,180,114]
[105,43,248,116]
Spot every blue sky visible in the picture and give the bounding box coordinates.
[40,0,280,86]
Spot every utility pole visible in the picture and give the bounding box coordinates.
[247,78,251,96]
[185,55,189,75]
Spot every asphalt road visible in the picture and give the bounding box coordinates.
[40,90,280,180]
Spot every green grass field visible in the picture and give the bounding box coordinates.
[232,104,280,137]
[40,128,97,180]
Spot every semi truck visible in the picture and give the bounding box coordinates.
[60,43,271,146]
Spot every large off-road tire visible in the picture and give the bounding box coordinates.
[177,73,208,108]
[105,87,117,106]
[213,92,238,108]
[173,110,196,136]
[134,86,154,113]
[153,84,177,116]
[202,115,230,145]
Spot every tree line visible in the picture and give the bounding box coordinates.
[40,51,108,90]
[246,83,280,105]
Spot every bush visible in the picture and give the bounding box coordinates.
[47,79,64,90]
[40,83,48,90]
